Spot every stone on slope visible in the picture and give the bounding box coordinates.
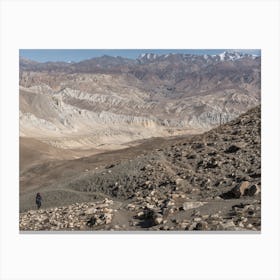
[221,181,261,199]
[182,201,207,211]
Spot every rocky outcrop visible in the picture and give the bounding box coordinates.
[20,199,114,231]
[220,181,261,199]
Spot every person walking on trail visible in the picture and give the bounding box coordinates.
[36,193,42,209]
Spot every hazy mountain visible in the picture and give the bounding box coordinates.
[19,51,261,151]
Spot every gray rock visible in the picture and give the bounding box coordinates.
[182,201,206,211]
[154,215,163,225]
[221,181,256,199]
[85,207,97,215]
[244,184,260,196]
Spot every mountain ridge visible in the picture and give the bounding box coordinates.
[19,51,261,150]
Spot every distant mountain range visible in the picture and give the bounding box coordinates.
[19,51,261,150]
[20,51,260,71]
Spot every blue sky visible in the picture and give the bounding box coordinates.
[19,49,261,63]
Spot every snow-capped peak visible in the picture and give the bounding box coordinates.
[138,53,158,60]
[219,52,226,61]
[136,51,258,64]
[137,53,160,63]
[216,51,250,61]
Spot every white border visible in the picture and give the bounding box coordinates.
[1,1,280,279]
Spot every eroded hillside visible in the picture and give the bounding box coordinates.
[20,106,261,231]
[19,52,261,152]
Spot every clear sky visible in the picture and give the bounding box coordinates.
[19,49,261,63]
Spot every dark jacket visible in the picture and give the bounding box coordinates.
[36,194,42,203]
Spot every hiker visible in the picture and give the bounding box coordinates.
[36,193,42,209]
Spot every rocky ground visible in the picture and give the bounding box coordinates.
[20,106,261,231]
[20,197,260,231]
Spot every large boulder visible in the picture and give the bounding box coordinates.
[244,184,261,196]
[220,181,261,199]
[232,181,250,197]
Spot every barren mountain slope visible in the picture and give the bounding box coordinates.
[20,106,261,231]
[19,52,261,150]
[20,137,104,170]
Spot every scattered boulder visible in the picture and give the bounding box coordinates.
[194,221,208,230]
[222,220,236,229]
[244,184,261,196]
[154,214,163,225]
[182,201,207,211]
[231,181,250,198]
[87,217,97,227]
[220,181,260,199]
[85,208,96,215]
[224,145,240,153]
[20,200,115,231]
